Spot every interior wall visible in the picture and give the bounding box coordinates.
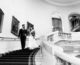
[0,0,80,38]
[0,0,80,53]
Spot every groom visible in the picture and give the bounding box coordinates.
[18,24,27,50]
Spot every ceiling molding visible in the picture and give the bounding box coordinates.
[45,0,80,6]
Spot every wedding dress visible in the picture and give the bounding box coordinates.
[28,35,39,49]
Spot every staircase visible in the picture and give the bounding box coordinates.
[0,48,40,65]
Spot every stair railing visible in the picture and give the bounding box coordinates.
[0,37,19,41]
[40,35,80,65]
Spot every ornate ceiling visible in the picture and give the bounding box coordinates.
[45,0,80,6]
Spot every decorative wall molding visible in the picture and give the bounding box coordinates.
[45,0,80,6]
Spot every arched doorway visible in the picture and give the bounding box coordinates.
[69,13,80,32]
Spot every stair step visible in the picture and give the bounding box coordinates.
[0,59,29,62]
[1,56,29,59]
[0,56,30,59]
[0,62,28,65]
[4,52,32,55]
[5,54,30,56]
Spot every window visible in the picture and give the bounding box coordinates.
[69,13,80,32]
[52,18,62,32]
[0,9,4,33]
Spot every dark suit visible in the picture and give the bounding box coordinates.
[18,29,26,50]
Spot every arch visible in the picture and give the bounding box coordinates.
[68,13,80,32]
[51,13,62,32]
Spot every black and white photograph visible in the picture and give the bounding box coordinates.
[0,0,80,65]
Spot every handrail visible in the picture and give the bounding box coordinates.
[0,37,40,41]
[0,37,40,39]
[0,37,19,41]
[0,37,18,39]
[42,40,80,65]
[54,40,80,45]
[39,31,80,65]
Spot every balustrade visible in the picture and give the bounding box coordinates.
[46,32,72,43]
[58,32,72,39]
[40,35,80,65]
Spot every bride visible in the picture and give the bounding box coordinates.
[27,28,39,49]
